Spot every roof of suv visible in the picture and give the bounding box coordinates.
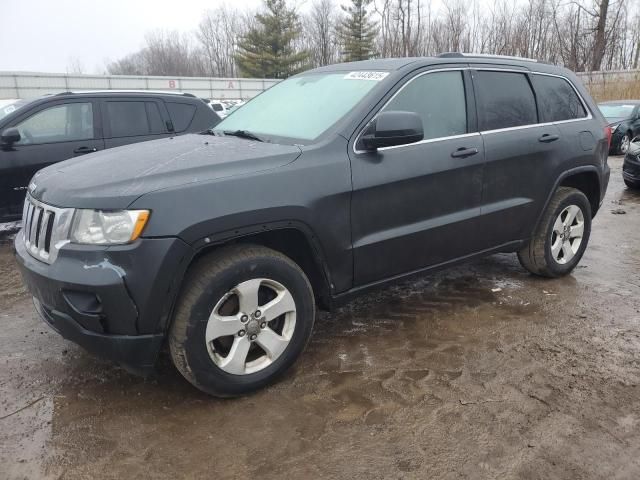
[309,53,563,75]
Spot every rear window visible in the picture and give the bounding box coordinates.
[532,75,587,122]
[474,71,538,131]
[166,102,197,132]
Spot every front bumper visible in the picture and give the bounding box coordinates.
[14,232,193,374]
[623,152,640,182]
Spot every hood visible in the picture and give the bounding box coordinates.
[30,134,301,209]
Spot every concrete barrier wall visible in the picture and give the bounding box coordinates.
[0,72,280,100]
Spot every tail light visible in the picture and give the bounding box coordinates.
[604,126,612,148]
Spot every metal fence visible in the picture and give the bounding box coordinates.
[0,72,280,100]
[0,69,638,101]
[576,69,640,86]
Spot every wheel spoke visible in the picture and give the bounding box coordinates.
[551,237,563,259]
[235,279,262,313]
[570,221,584,239]
[553,215,564,234]
[561,242,574,262]
[564,205,579,227]
[261,289,296,322]
[256,328,289,360]
[205,313,242,342]
[219,336,251,374]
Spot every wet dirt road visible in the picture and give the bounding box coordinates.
[1,157,639,480]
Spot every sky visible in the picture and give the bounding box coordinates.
[0,0,265,74]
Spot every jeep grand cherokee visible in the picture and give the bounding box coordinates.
[15,54,610,397]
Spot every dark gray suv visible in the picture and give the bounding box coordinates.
[14,54,611,397]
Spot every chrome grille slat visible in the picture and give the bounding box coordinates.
[22,195,74,264]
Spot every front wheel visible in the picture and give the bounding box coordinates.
[618,133,631,155]
[169,244,315,397]
[518,187,592,278]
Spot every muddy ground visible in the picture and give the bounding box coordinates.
[1,156,639,480]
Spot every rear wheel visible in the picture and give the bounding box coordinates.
[518,187,591,278]
[624,178,640,190]
[169,244,315,397]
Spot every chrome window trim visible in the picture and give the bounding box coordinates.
[352,67,593,154]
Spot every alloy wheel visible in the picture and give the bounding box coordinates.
[205,278,296,375]
[550,204,584,265]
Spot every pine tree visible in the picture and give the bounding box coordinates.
[337,0,377,62]
[235,0,309,79]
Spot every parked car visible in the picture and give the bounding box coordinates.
[226,101,245,116]
[598,100,640,155]
[15,54,610,397]
[0,91,220,222]
[208,100,228,118]
[623,138,640,189]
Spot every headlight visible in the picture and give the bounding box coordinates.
[70,209,150,245]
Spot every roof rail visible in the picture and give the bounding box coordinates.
[437,52,539,63]
[55,90,197,96]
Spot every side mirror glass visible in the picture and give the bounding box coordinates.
[359,111,424,151]
[1,127,21,145]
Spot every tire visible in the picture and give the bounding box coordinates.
[624,178,640,190]
[617,132,631,155]
[518,187,592,278]
[169,244,315,397]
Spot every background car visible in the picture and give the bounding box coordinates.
[208,100,228,118]
[598,100,640,155]
[0,90,220,222]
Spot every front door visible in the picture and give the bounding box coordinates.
[0,100,103,220]
[349,69,486,285]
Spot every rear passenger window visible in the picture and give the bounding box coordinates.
[474,71,537,130]
[146,102,166,134]
[381,71,467,140]
[531,74,587,122]
[166,102,197,132]
[106,101,149,137]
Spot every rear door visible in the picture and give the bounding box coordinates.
[350,68,486,285]
[0,99,103,219]
[473,68,565,248]
[102,98,172,148]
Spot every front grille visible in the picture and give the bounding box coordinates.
[22,195,74,264]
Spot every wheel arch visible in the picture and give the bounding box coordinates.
[183,223,333,312]
[557,168,601,217]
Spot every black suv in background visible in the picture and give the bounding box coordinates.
[0,91,220,222]
[15,55,610,397]
[598,100,640,155]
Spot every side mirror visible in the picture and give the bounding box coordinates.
[359,111,424,151]
[1,128,21,145]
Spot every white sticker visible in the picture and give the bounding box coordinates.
[4,105,16,115]
[344,71,389,81]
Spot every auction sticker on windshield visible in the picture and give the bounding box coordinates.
[344,71,389,81]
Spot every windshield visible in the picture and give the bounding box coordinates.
[214,72,386,142]
[599,103,635,120]
[0,100,28,121]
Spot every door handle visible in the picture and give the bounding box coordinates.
[73,146,97,154]
[451,147,479,158]
[538,134,560,143]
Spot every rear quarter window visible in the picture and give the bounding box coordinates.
[473,71,538,131]
[532,74,587,122]
[166,102,197,132]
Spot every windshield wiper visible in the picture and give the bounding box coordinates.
[223,130,265,142]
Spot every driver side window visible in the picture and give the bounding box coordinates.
[382,71,467,141]
[15,102,94,145]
